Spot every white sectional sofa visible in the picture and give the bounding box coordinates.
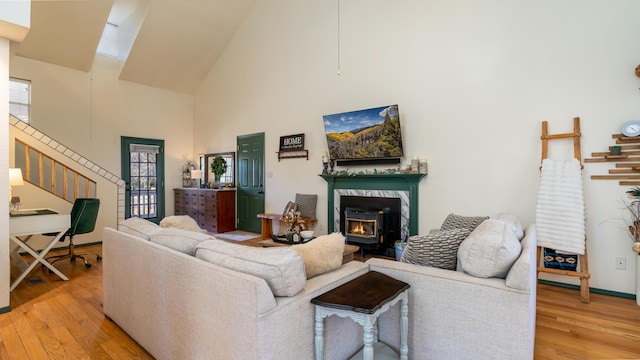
[102,216,536,360]
[368,223,537,360]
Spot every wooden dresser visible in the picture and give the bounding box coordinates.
[174,188,236,233]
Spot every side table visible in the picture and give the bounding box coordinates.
[311,271,410,360]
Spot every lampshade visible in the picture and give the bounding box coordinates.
[190,169,203,179]
[9,168,24,187]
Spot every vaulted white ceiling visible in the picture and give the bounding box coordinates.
[11,0,258,95]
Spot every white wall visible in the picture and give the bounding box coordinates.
[194,0,640,294]
[9,54,194,239]
[1,39,11,309]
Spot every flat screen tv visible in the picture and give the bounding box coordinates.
[323,104,404,166]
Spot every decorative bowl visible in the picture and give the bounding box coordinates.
[300,230,314,239]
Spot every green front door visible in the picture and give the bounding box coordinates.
[236,133,265,232]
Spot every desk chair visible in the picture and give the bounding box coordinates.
[44,198,102,269]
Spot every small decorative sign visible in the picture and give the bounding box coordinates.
[279,133,305,152]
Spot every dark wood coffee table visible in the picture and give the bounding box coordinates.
[311,271,410,360]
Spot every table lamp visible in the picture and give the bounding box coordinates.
[190,169,203,188]
[9,168,24,209]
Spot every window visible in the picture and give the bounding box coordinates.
[9,78,30,123]
[97,22,119,58]
[128,143,160,219]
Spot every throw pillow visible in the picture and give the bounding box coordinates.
[160,215,207,233]
[440,213,489,232]
[118,217,162,240]
[195,239,306,297]
[150,228,214,256]
[295,193,318,218]
[491,212,524,240]
[291,232,345,278]
[400,228,471,270]
[505,226,534,291]
[457,219,522,278]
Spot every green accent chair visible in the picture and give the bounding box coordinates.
[44,198,101,269]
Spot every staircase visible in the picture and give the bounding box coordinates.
[9,115,126,222]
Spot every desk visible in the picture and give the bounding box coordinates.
[9,209,71,291]
[311,271,410,360]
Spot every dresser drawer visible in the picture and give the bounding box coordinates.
[174,188,235,234]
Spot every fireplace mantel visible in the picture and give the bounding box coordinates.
[320,173,426,236]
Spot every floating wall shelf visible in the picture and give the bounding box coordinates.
[277,150,308,161]
[585,134,640,185]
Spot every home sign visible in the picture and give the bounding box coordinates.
[279,134,305,152]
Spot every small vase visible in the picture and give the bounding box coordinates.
[633,242,640,253]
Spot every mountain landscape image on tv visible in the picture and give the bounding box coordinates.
[323,104,404,164]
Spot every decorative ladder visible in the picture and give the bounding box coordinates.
[537,117,591,303]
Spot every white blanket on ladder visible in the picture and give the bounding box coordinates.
[535,158,586,255]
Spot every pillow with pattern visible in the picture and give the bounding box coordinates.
[440,213,488,232]
[295,193,317,218]
[400,228,472,270]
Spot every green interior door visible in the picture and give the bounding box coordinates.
[236,133,265,232]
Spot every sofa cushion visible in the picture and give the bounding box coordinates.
[118,217,162,240]
[149,228,214,256]
[491,212,524,240]
[400,228,471,270]
[195,239,306,297]
[295,193,317,218]
[440,213,488,232]
[457,219,522,278]
[291,232,345,278]
[160,215,207,233]
[505,224,535,291]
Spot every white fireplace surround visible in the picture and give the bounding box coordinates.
[334,189,410,241]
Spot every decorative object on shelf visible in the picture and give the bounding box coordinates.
[182,162,195,187]
[635,64,640,78]
[610,146,622,155]
[277,133,308,161]
[210,156,227,189]
[621,120,640,137]
[419,158,428,174]
[322,151,330,174]
[283,208,302,233]
[411,156,419,173]
[329,159,336,173]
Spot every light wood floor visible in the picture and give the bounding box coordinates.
[2,243,640,359]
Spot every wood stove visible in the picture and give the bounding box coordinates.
[344,207,390,251]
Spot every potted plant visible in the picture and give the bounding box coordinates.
[210,156,227,188]
[624,187,640,253]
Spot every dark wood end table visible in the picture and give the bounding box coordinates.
[311,271,410,360]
